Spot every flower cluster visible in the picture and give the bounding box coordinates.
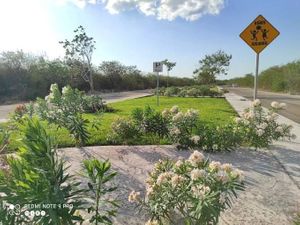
[167,106,200,149]
[234,100,294,148]
[129,151,245,225]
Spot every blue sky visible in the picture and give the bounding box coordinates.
[0,0,299,79]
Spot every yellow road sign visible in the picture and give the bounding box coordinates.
[240,15,280,54]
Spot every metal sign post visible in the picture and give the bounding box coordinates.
[153,62,163,106]
[240,15,280,100]
[156,71,160,106]
[254,53,259,100]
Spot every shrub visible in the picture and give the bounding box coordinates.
[0,117,85,224]
[178,89,187,97]
[167,106,199,149]
[82,159,119,225]
[0,127,9,153]
[129,151,245,225]
[195,124,242,152]
[234,100,294,148]
[132,106,170,138]
[0,118,118,224]
[29,84,104,145]
[164,87,180,97]
[108,117,141,144]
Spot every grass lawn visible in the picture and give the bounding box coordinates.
[7,96,237,148]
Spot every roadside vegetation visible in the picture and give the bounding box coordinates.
[159,85,224,97]
[227,60,300,94]
[0,118,118,224]
[0,50,195,104]
[2,84,294,152]
[4,85,236,149]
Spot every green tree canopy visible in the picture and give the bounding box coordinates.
[194,50,232,84]
[60,25,96,93]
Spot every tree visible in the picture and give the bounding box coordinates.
[60,25,96,93]
[194,50,232,84]
[98,61,126,90]
[162,59,176,87]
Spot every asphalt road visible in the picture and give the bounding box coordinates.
[0,90,152,122]
[227,87,300,123]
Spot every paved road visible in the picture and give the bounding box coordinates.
[0,90,152,122]
[227,87,300,123]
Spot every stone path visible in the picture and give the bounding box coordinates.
[59,145,300,225]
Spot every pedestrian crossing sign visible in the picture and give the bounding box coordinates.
[240,15,280,54]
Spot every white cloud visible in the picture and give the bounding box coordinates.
[61,0,225,21]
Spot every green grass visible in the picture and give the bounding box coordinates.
[6,96,237,148]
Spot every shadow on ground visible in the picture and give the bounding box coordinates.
[59,145,300,225]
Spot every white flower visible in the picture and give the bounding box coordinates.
[235,117,242,123]
[186,109,199,118]
[162,109,170,117]
[209,161,221,171]
[191,169,206,180]
[212,144,218,151]
[145,219,159,225]
[62,86,69,95]
[146,186,154,197]
[216,171,229,183]
[172,112,184,122]
[171,174,185,187]
[175,159,184,168]
[256,129,264,136]
[188,150,204,166]
[170,127,181,136]
[190,135,201,144]
[170,105,179,114]
[128,191,140,203]
[221,163,233,172]
[202,145,207,151]
[275,126,284,133]
[191,185,210,198]
[156,172,172,185]
[279,102,287,109]
[231,169,244,182]
[252,99,261,107]
[258,123,268,130]
[271,101,280,109]
[50,83,57,92]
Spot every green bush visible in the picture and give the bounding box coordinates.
[108,117,141,144]
[82,159,119,225]
[0,117,85,224]
[132,106,170,138]
[0,117,118,224]
[129,151,245,225]
[21,84,103,146]
[162,85,222,98]
[234,100,294,149]
[195,124,242,152]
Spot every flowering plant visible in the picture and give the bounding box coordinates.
[166,106,199,149]
[33,84,103,145]
[129,151,245,225]
[132,106,170,139]
[108,117,141,144]
[234,100,294,148]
